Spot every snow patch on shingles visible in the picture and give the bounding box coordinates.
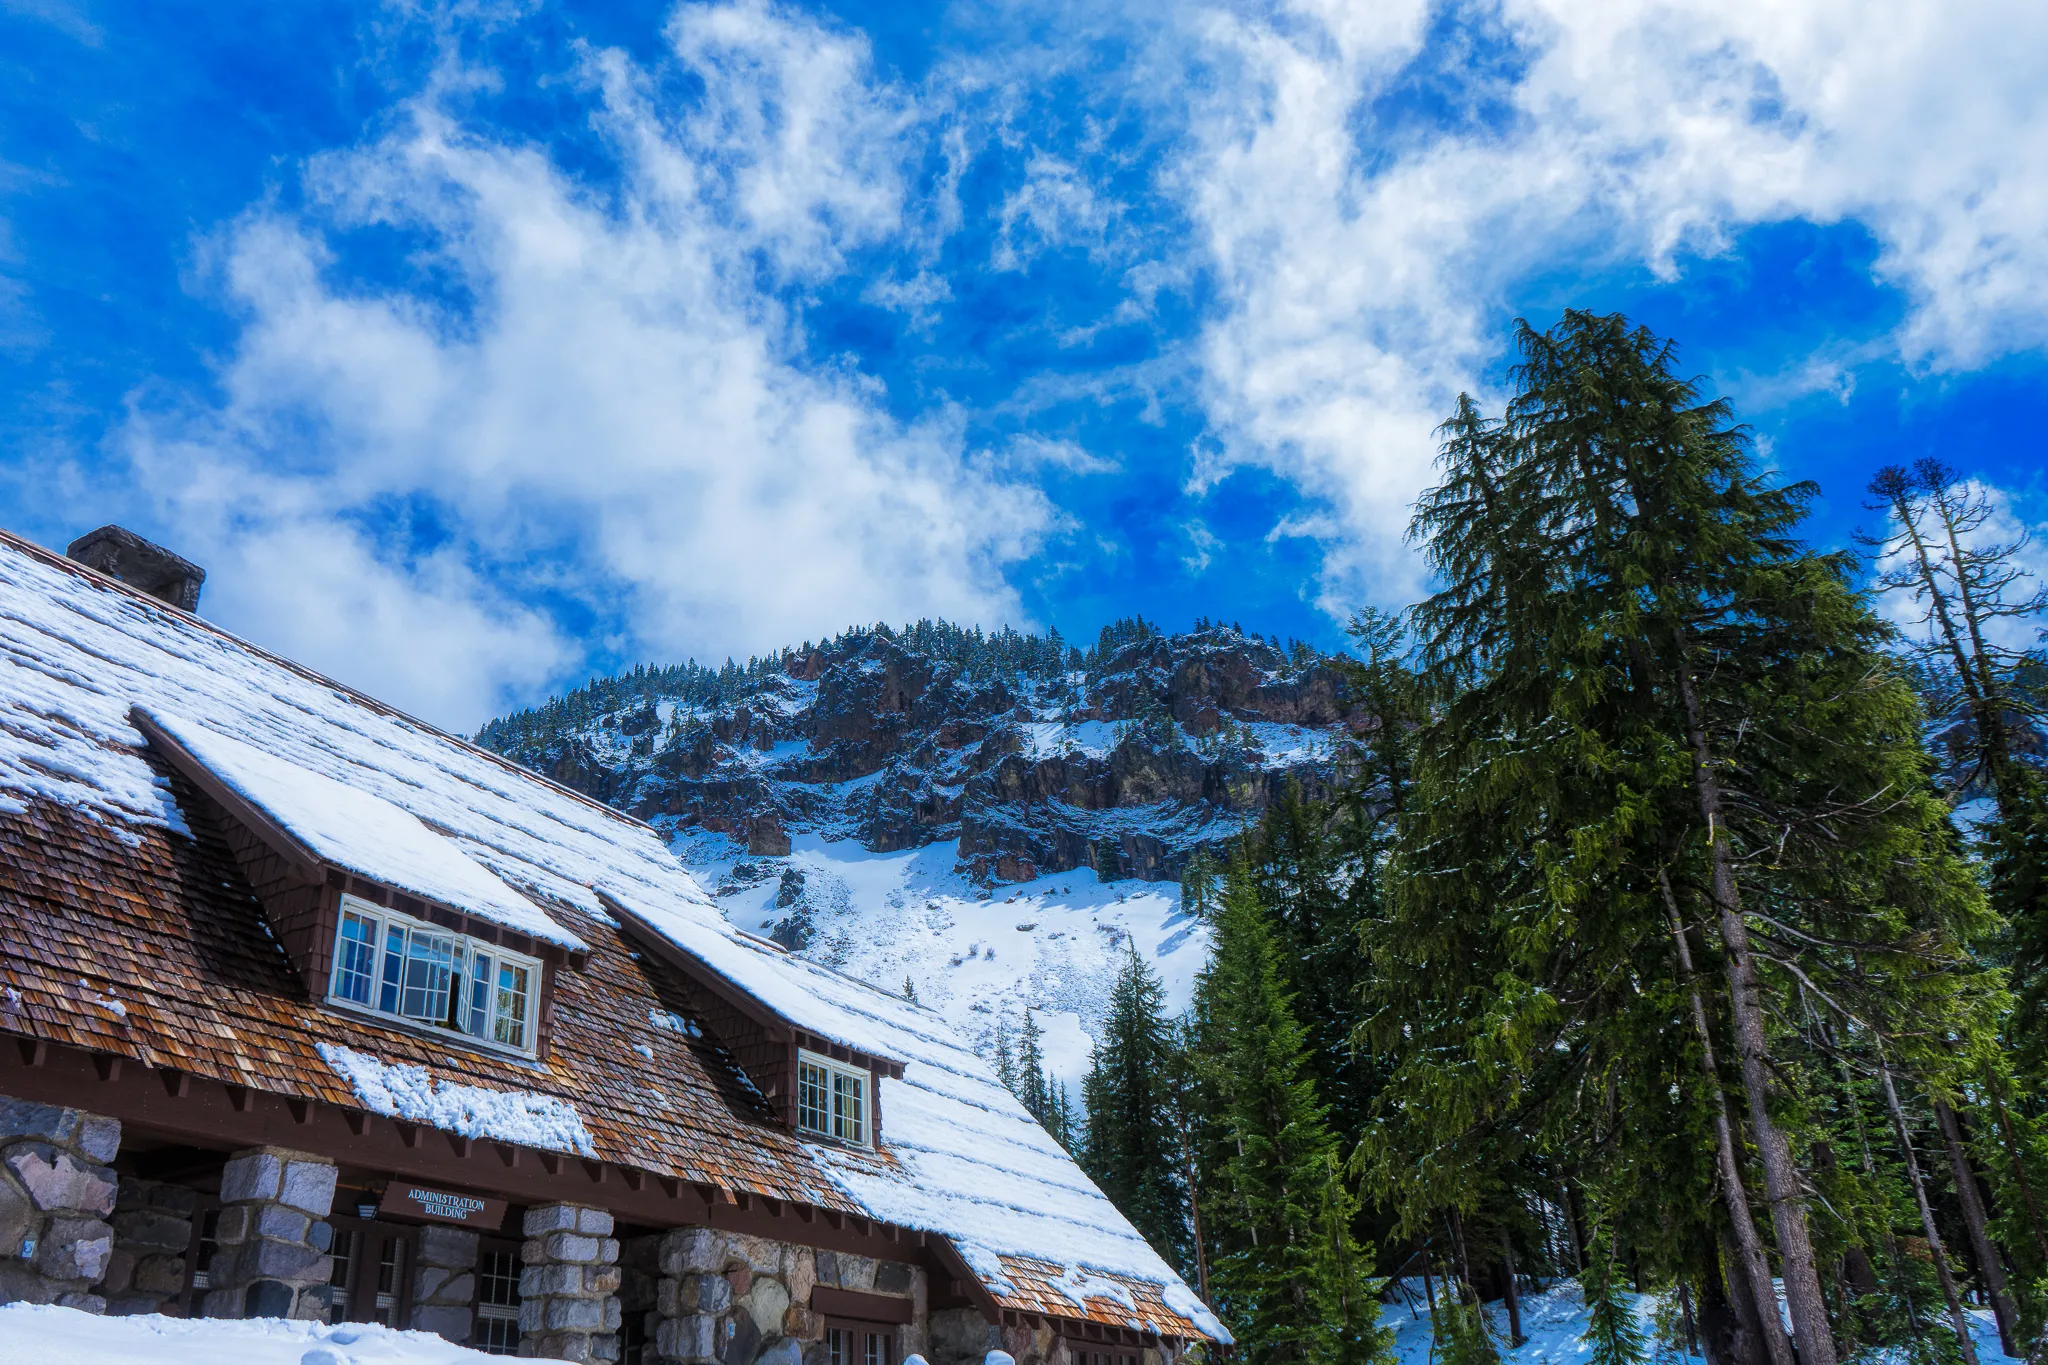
[317,1043,597,1158]
[1162,1281,1231,1344]
[141,708,583,951]
[648,1009,703,1039]
[1051,1265,1137,1313]
[76,980,127,1017]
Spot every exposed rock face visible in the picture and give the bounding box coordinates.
[486,626,1362,884]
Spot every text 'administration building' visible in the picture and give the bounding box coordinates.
[0,527,1227,1363]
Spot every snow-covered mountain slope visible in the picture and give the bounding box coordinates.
[669,828,1211,1094]
[477,620,1358,1081]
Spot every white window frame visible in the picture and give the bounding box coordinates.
[326,893,542,1059]
[796,1049,872,1146]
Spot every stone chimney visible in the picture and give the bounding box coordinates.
[65,525,206,612]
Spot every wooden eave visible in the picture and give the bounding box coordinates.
[131,705,586,971]
[598,888,905,1078]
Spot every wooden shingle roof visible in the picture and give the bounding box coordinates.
[0,528,1226,1345]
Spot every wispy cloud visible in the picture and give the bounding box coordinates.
[102,0,1056,728]
[1173,0,2048,612]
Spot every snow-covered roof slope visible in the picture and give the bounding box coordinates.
[139,707,584,950]
[605,878,1228,1340]
[0,532,1222,1341]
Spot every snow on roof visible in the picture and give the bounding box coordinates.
[606,875,1222,1336]
[317,1043,597,1157]
[140,707,584,950]
[0,533,1220,1338]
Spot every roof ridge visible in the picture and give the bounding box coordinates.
[0,526,660,839]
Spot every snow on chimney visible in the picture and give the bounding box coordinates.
[66,525,206,612]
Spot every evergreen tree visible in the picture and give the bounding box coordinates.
[1018,1009,1050,1121]
[994,1016,1018,1095]
[1180,847,1220,922]
[1081,947,1191,1273]
[1193,863,1391,1365]
[1379,311,1995,1365]
[1582,1222,1650,1365]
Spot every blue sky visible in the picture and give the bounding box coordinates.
[4,0,2045,730]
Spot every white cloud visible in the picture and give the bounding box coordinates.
[1176,0,2048,613]
[106,0,1055,730]
[993,154,1119,271]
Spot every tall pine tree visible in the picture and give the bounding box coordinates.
[1193,862,1391,1365]
[1081,946,1190,1275]
[1380,311,1993,1365]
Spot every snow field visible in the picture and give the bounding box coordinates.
[1379,1283,2020,1365]
[672,830,1212,1091]
[0,1302,568,1364]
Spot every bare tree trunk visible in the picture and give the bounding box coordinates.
[1878,1063,1980,1365]
[1680,1279,1701,1359]
[1673,659,1839,1365]
[1566,1183,1588,1274]
[1938,1100,2019,1355]
[1720,1223,1775,1365]
[1502,1230,1526,1346]
[1451,1209,1476,1304]
[1929,478,2019,796]
[1661,870,1798,1365]
[1178,1127,1210,1304]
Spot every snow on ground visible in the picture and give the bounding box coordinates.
[1379,1282,2021,1365]
[0,1303,565,1365]
[669,829,1211,1095]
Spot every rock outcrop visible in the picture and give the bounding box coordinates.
[485,624,1363,884]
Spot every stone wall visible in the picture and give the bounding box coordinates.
[519,1202,622,1362]
[0,1097,121,1311]
[103,1176,197,1316]
[654,1227,925,1365]
[411,1224,482,1342]
[199,1145,337,1321]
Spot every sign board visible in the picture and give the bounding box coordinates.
[377,1182,508,1230]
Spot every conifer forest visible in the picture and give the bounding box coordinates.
[1008,313,2048,1365]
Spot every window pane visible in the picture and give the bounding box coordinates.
[493,962,530,1048]
[331,911,378,1005]
[398,929,456,1023]
[829,1328,849,1365]
[867,1331,889,1365]
[834,1070,865,1144]
[466,952,492,1037]
[379,925,405,1012]
[799,1061,829,1135]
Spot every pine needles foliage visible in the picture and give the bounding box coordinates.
[1081,946,1192,1275]
[1192,861,1392,1365]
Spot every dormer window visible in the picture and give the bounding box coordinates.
[328,894,540,1056]
[797,1049,869,1145]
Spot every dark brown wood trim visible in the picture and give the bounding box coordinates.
[0,1032,965,1272]
[815,1286,914,1324]
[925,1226,1007,1324]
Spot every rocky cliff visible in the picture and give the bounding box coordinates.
[480,621,1364,886]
